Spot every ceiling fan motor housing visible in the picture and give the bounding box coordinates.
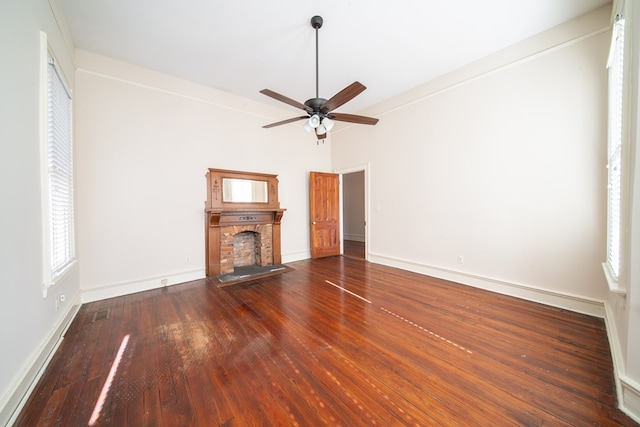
[304,97,328,114]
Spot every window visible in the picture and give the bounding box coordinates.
[41,32,75,287]
[604,14,625,288]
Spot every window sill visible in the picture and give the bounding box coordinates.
[42,258,78,298]
[602,262,627,296]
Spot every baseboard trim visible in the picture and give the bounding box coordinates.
[0,294,81,426]
[620,375,640,423]
[283,250,311,264]
[81,268,205,303]
[603,300,640,423]
[368,253,604,317]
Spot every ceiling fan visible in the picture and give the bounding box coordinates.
[260,15,379,141]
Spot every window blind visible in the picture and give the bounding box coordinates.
[47,57,75,279]
[606,15,625,279]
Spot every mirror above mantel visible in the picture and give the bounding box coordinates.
[205,168,281,211]
[222,178,268,203]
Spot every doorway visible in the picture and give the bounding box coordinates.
[341,168,366,260]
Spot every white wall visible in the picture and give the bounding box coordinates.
[0,1,80,424]
[332,7,610,313]
[74,51,331,301]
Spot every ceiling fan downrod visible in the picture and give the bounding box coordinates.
[311,15,323,99]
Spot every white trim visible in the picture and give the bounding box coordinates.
[602,262,627,295]
[283,250,311,263]
[77,68,275,122]
[603,298,625,412]
[42,259,78,298]
[331,20,611,132]
[40,31,76,294]
[335,163,370,261]
[39,31,53,290]
[620,376,640,423]
[368,252,605,317]
[604,298,640,422]
[81,268,205,303]
[0,294,80,426]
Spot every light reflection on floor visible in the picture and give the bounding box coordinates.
[88,334,130,426]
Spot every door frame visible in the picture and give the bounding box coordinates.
[335,163,370,261]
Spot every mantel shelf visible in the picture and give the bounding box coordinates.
[206,208,286,213]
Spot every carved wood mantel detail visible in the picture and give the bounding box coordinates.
[205,169,285,277]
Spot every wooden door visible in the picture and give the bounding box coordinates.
[310,171,341,258]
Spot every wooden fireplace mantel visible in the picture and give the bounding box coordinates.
[204,169,285,277]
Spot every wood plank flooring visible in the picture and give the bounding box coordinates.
[15,256,638,426]
[343,239,365,259]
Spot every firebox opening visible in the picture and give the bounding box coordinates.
[233,230,261,267]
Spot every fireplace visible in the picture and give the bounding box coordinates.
[204,169,285,278]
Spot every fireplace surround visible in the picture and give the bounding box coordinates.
[205,168,285,277]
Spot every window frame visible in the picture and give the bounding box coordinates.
[603,9,629,295]
[39,31,77,295]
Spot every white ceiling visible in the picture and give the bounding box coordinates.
[56,0,611,114]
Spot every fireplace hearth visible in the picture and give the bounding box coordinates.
[215,264,289,286]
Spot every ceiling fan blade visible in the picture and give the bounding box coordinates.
[260,89,311,112]
[320,81,366,113]
[330,112,379,125]
[263,116,308,128]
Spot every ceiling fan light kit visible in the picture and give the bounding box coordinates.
[260,15,379,143]
[322,117,334,131]
[308,114,321,128]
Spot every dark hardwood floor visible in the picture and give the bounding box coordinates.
[343,239,365,259]
[15,256,638,426]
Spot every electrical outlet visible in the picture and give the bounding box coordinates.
[457,255,464,263]
[161,278,168,286]
[185,256,191,263]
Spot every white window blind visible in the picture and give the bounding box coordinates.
[606,15,625,280]
[46,56,75,280]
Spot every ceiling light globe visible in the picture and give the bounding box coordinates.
[322,117,335,131]
[308,114,321,128]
